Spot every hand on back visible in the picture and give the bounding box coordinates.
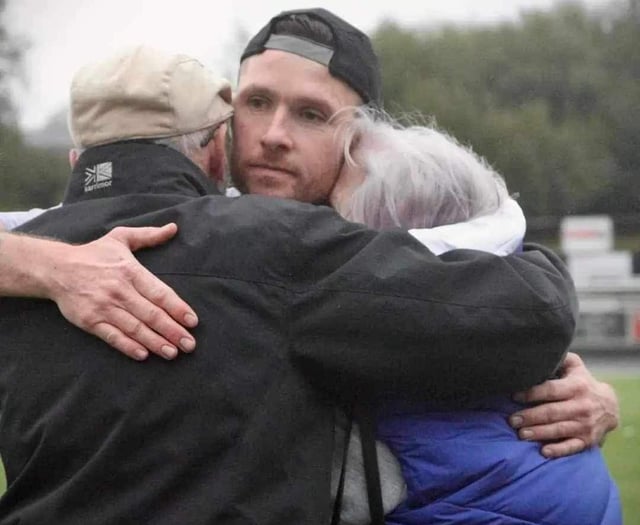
[49,223,198,361]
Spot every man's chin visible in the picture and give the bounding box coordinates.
[230,173,327,204]
[250,185,296,200]
[239,175,296,200]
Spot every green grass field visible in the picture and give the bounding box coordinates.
[600,375,640,524]
[1,376,639,521]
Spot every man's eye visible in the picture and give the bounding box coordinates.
[299,109,326,123]
[247,96,269,110]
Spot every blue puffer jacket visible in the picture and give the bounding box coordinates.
[378,397,622,525]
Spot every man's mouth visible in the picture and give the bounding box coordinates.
[248,164,296,178]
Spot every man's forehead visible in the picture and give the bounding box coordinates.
[237,50,362,107]
[239,50,333,85]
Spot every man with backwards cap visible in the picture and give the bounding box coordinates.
[228,8,382,203]
[0,5,617,507]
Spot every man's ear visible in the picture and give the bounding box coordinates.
[68,149,80,168]
[348,130,362,160]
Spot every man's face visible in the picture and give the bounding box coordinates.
[231,50,362,204]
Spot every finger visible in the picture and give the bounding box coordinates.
[564,352,584,366]
[516,420,584,442]
[92,322,149,361]
[130,266,199,331]
[110,223,178,252]
[562,352,584,372]
[509,400,578,428]
[513,377,574,404]
[117,279,197,352]
[104,307,183,360]
[541,438,587,459]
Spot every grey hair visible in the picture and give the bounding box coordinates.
[335,108,509,230]
[69,125,222,160]
[152,125,220,158]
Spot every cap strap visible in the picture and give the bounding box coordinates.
[264,34,334,66]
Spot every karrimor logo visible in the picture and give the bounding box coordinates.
[84,162,113,193]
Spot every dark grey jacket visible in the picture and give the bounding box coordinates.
[0,142,576,524]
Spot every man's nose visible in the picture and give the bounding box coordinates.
[260,106,293,152]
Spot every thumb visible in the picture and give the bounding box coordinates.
[561,352,583,373]
[109,223,178,252]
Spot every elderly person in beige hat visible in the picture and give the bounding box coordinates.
[68,45,232,192]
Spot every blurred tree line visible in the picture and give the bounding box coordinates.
[0,0,639,220]
[0,0,68,211]
[373,0,639,218]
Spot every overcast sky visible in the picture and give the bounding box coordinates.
[7,0,611,131]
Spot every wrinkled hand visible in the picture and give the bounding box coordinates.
[509,352,619,458]
[48,223,198,361]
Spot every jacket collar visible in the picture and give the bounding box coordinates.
[63,141,220,204]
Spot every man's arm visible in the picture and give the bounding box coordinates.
[406,203,618,456]
[509,352,619,457]
[288,226,577,401]
[0,225,198,360]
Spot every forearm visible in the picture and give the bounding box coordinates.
[0,231,66,298]
[295,291,572,402]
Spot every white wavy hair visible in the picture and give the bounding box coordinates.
[334,108,510,230]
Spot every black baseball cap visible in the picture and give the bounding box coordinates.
[241,8,383,107]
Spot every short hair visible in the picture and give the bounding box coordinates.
[337,109,509,230]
